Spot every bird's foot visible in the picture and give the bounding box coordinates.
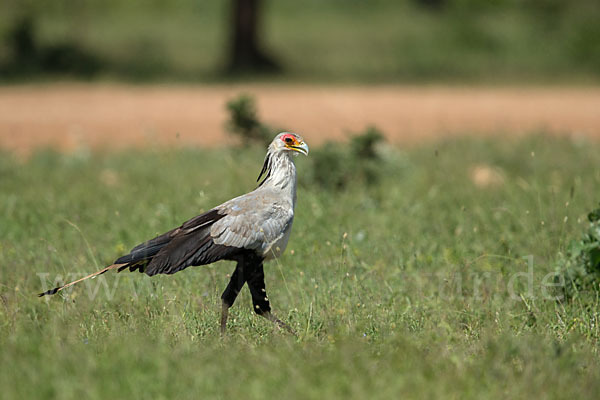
[262,312,296,336]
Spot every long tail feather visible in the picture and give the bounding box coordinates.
[38,263,127,297]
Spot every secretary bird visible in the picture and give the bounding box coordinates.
[39,132,309,334]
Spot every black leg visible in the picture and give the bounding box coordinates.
[245,263,271,315]
[219,253,295,335]
[246,263,296,335]
[220,261,246,335]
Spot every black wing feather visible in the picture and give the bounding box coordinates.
[144,229,239,276]
[113,209,239,276]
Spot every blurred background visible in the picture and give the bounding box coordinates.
[1,0,600,154]
[1,0,600,83]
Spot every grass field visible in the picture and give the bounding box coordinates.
[2,135,600,398]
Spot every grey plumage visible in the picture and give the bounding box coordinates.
[38,132,309,335]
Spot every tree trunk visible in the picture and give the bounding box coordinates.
[226,0,280,73]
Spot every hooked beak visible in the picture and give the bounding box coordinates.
[289,141,309,156]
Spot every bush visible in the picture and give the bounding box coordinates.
[556,204,600,301]
[225,94,274,146]
[310,143,351,190]
[310,126,387,191]
[350,126,385,160]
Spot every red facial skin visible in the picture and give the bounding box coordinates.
[281,133,297,144]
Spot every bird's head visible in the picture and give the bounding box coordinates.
[258,132,308,185]
[270,132,309,156]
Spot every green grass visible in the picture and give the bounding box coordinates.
[2,135,600,398]
[1,0,600,82]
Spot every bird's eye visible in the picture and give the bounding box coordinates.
[284,136,294,144]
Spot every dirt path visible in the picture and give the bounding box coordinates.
[1,84,600,154]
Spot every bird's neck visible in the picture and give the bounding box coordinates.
[259,152,297,204]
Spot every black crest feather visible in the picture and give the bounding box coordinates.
[257,153,272,187]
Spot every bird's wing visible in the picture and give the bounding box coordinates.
[210,191,294,254]
[115,191,292,276]
[114,209,222,265]
[122,209,241,276]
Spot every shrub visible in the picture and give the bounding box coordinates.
[310,143,351,190]
[556,204,600,301]
[225,94,274,146]
[350,126,385,160]
[310,126,387,191]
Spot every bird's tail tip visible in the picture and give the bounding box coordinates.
[38,287,60,297]
[36,263,127,298]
